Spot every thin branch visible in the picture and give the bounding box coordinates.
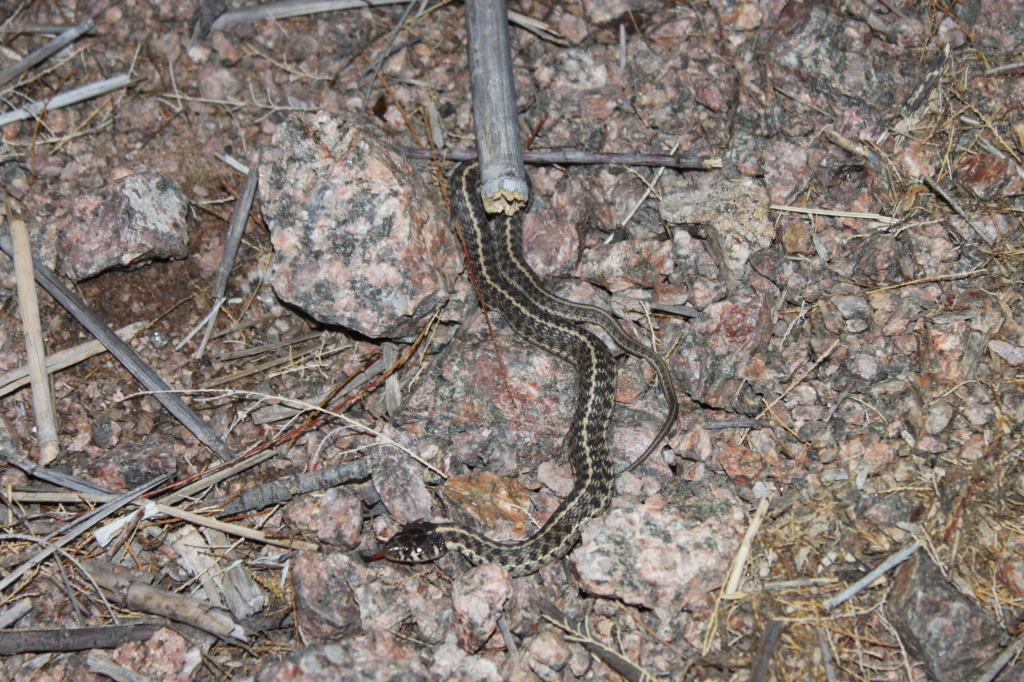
[823,540,921,610]
[0,17,95,88]
[0,74,132,127]
[403,147,719,170]
[9,217,58,464]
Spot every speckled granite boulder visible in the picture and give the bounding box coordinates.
[59,172,189,281]
[259,112,461,339]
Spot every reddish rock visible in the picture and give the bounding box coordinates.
[571,494,744,621]
[520,172,591,278]
[956,153,1012,199]
[372,437,432,525]
[719,444,763,484]
[660,177,773,284]
[526,628,572,675]
[71,438,178,490]
[575,239,673,292]
[451,564,513,653]
[291,551,362,643]
[888,552,1002,681]
[59,173,189,281]
[440,471,536,540]
[258,629,428,681]
[108,626,201,682]
[672,290,775,413]
[317,488,363,549]
[260,112,460,338]
[990,339,1024,366]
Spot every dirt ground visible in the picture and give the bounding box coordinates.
[1,0,1023,680]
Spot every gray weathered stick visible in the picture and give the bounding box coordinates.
[194,164,259,359]
[0,451,113,495]
[0,17,94,88]
[402,147,719,170]
[823,540,921,610]
[465,0,527,214]
[214,458,368,515]
[0,74,132,127]
[0,624,161,655]
[82,559,248,641]
[0,233,235,460]
[213,165,259,299]
[0,321,146,398]
[211,0,406,30]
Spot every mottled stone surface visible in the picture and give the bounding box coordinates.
[520,171,593,279]
[525,628,573,675]
[59,172,189,281]
[292,550,418,641]
[451,564,513,653]
[396,312,576,477]
[660,177,773,285]
[428,636,505,681]
[291,550,362,643]
[672,289,776,414]
[888,552,1003,682]
[259,112,461,338]
[372,433,432,525]
[317,488,363,549]
[574,238,674,292]
[400,575,454,645]
[571,493,744,621]
[70,438,178,490]
[106,626,201,682]
[990,339,1024,366]
[258,628,428,681]
[439,471,536,541]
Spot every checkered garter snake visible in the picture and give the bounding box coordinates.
[383,163,676,576]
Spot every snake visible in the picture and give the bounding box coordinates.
[383,163,617,576]
[488,167,679,473]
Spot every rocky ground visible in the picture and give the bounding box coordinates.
[1,0,1023,680]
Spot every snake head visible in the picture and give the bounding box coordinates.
[383,520,447,564]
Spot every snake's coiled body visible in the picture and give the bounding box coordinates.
[493,193,679,472]
[384,163,616,576]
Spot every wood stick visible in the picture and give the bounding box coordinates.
[211,0,408,31]
[749,620,784,682]
[0,475,168,593]
[82,559,248,641]
[213,166,258,299]
[823,540,921,610]
[0,17,95,88]
[402,147,719,170]
[465,0,528,214]
[0,452,113,495]
[227,148,718,176]
[0,321,146,398]
[9,218,59,465]
[153,503,318,550]
[0,74,133,127]
[0,624,161,655]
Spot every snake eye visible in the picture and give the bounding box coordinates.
[383,521,446,564]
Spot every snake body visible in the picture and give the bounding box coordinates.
[384,163,616,576]
[491,173,679,472]
[463,164,679,469]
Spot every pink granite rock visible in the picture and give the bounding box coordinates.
[59,173,189,281]
[451,564,513,653]
[260,112,461,338]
